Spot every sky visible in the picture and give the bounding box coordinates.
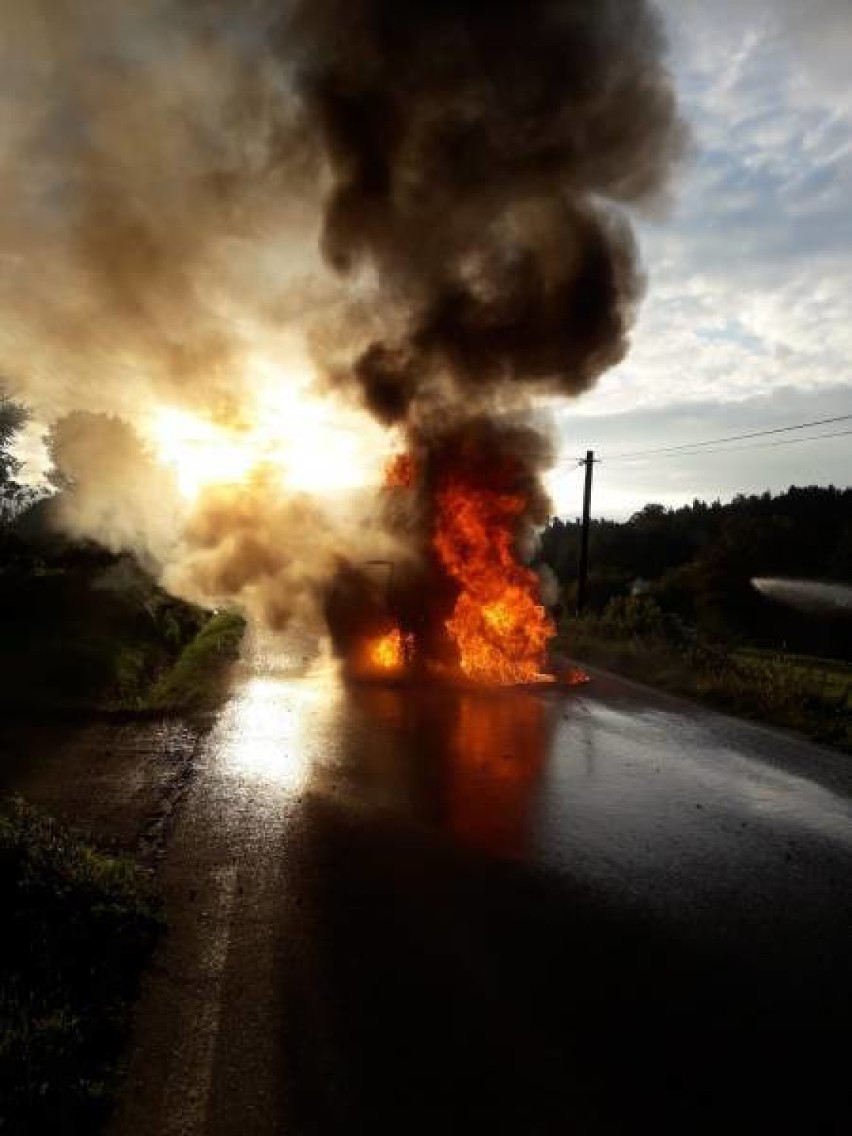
[547,0,852,519]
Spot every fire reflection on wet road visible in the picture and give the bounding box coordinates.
[109,637,852,1136]
[448,692,549,857]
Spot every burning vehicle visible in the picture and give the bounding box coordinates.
[325,418,588,687]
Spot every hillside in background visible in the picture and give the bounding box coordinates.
[0,509,244,717]
[539,485,852,660]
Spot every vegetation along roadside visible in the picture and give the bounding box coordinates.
[556,598,851,754]
[0,799,162,1135]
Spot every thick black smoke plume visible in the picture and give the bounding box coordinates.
[297,0,685,665]
[289,0,685,423]
[0,0,683,638]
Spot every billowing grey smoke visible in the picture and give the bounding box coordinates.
[0,0,685,636]
[288,0,686,422]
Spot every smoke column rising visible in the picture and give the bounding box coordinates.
[292,0,685,424]
[0,1,685,638]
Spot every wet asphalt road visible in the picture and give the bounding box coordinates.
[4,638,852,1134]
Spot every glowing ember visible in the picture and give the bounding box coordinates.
[433,479,555,685]
[367,627,407,672]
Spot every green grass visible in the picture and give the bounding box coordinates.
[0,559,212,717]
[146,610,246,713]
[559,621,851,754]
[0,799,162,1134]
[733,648,852,698]
[0,568,245,718]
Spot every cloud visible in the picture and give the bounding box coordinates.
[577,0,852,432]
[549,382,852,518]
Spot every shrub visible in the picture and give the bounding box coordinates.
[600,595,666,639]
[0,799,161,1132]
[146,610,246,713]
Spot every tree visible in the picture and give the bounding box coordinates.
[0,395,27,524]
[538,486,852,658]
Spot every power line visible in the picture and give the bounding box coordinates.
[604,412,852,461]
[548,412,852,472]
[608,427,852,461]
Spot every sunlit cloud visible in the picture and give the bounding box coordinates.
[555,0,852,514]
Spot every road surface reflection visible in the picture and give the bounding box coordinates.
[217,675,325,791]
[107,633,852,1136]
[317,680,558,859]
[448,692,550,855]
[214,629,560,860]
[211,631,852,923]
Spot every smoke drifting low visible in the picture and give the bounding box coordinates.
[0,0,684,639]
[164,469,407,631]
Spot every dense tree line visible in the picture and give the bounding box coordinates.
[539,486,852,658]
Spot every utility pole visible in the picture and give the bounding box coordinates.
[576,450,595,616]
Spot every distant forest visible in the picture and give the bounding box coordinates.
[538,485,852,658]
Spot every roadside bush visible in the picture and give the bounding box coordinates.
[0,550,213,716]
[0,799,161,1134]
[559,616,850,754]
[600,595,666,639]
[146,610,246,713]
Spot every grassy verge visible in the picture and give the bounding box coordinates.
[733,647,852,698]
[0,799,161,1134]
[145,610,246,713]
[0,543,247,718]
[0,554,217,717]
[558,620,851,754]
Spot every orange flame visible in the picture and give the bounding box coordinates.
[433,479,554,684]
[359,627,415,676]
[369,627,405,670]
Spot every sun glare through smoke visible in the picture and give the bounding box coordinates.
[150,357,395,502]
